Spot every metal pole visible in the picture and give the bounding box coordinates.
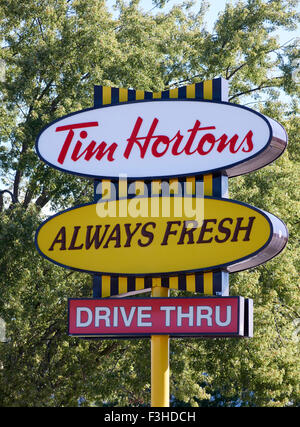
[151,280,169,407]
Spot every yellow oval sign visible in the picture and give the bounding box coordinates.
[35,197,287,275]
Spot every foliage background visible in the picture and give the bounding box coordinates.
[0,0,299,406]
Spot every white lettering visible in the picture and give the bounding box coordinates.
[196,306,213,326]
[76,307,92,327]
[148,411,196,422]
[149,412,160,422]
[120,306,136,327]
[160,306,176,326]
[137,306,152,326]
[177,306,193,326]
[95,307,110,327]
[113,306,118,327]
[187,412,196,421]
[215,305,231,326]
[104,411,139,424]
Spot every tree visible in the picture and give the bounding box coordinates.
[0,0,299,406]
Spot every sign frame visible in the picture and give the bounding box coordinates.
[35,196,288,277]
[68,296,248,338]
[35,98,287,180]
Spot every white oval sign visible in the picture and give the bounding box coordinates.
[36,100,287,179]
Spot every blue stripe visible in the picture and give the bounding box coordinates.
[195,273,204,293]
[212,174,228,197]
[144,91,153,100]
[145,277,152,288]
[213,77,222,101]
[178,275,186,290]
[128,89,136,102]
[94,85,102,108]
[195,82,204,100]
[93,274,102,298]
[178,86,187,99]
[111,276,118,296]
[161,277,169,287]
[111,87,119,105]
[128,277,135,292]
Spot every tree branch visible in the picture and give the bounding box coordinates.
[0,189,16,203]
[227,62,248,79]
[37,80,54,102]
[23,186,34,208]
[35,191,50,209]
[36,17,45,42]
[0,189,17,211]
[13,170,21,203]
[229,78,282,101]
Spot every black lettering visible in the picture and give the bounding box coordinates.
[48,226,66,251]
[215,218,233,243]
[103,224,121,248]
[138,222,156,247]
[85,224,110,249]
[161,221,181,246]
[124,223,142,247]
[231,217,255,242]
[68,226,83,250]
[177,220,198,245]
[197,219,217,243]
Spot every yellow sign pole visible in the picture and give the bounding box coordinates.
[151,279,169,407]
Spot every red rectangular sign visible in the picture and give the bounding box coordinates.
[68,297,245,338]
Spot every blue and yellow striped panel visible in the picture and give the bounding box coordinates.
[93,78,228,107]
[92,78,229,297]
[93,271,229,298]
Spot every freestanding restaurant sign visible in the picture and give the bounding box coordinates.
[35,78,288,407]
[36,99,287,179]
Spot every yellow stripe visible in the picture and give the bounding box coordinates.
[169,88,178,99]
[186,176,195,195]
[119,88,128,102]
[153,91,162,99]
[152,180,161,195]
[203,271,213,295]
[102,179,111,199]
[169,276,178,290]
[186,274,195,292]
[119,178,127,198]
[169,178,179,195]
[136,90,144,100]
[186,84,195,98]
[102,275,111,297]
[203,80,213,100]
[118,277,127,295]
[102,86,111,105]
[136,277,144,291]
[135,180,145,196]
[203,174,213,196]
[152,277,162,287]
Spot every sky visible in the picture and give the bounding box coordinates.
[107,0,299,45]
